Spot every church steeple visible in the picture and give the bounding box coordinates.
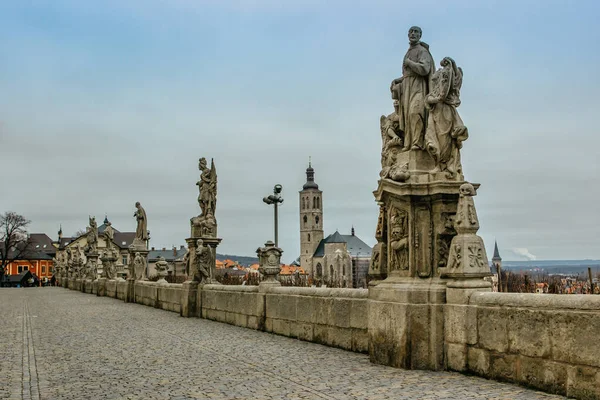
[58,224,63,240]
[303,157,319,190]
[492,240,501,261]
[299,159,324,279]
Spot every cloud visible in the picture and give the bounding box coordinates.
[512,248,537,261]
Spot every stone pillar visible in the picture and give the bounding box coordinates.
[257,241,283,293]
[441,183,492,371]
[96,277,107,297]
[181,236,221,318]
[369,175,467,371]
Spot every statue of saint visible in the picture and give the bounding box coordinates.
[133,252,146,280]
[104,221,114,247]
[197,158,217,218]
[390,26,435,151]
[87,216,98,253]
[133,202,148,242]
[194,239,212,282]
[424,57,469,178]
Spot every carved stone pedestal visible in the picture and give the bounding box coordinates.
[368,178,474,371]
[186,236,222,284]
[126,278,135,303]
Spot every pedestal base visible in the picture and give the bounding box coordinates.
[369,277,447,370]
[97,278,107,296]
[180,281,200,318]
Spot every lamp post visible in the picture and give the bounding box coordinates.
[263,184,284,247]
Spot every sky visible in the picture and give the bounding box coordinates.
[1,0,599,262]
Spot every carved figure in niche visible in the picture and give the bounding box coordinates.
[194,239,212,283]
[197,158,217,218]
[87,216,98,253]
[133,252,146,280]
[389,208,409,270]
[390,26,435,151]
[424,57,469,178]
[437,213,456,268]
[133,202,148,242]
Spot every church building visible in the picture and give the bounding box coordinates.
[297,162,371,288]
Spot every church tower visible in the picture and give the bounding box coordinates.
[299,160,324,278]
[492,240,503,291]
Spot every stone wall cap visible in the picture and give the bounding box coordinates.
[470,292,600,310]
[203,284,259,293]
[268,286,368,298]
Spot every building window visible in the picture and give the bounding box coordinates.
[42,266,46,274]
[49,267,53,273]
[313,196,317,208]
[302,198,305,210]
[303,215,308,226]
[343,264,345,276]
[317,197,320,209]
[308,233,311,242]
[18,266,23,273]
[315,216,319,225]
[316,263,322,278]
[122,256,127,265]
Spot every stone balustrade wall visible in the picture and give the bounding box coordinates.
[62,278,600,398]
[446,292,600,399]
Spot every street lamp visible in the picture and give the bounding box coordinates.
[263,184,284,247]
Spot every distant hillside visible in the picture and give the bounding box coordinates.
[503,260,600,275]
[215,253,259,267]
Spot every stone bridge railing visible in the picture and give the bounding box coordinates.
[61,277,599,399]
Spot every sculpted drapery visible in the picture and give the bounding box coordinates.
[424,57,468,178]
[134,202,148,241]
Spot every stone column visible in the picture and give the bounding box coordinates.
[257,241,283,293]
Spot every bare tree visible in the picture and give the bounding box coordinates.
[72,229,87,238]
[0,212,34,280]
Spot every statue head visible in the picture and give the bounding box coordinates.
[196,239,204,248]
[408,26,422,44]
[459,183,476,197]
[199,157,207,170]
[135,201,141,208]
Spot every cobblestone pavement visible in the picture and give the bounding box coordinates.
[0,288,566,400]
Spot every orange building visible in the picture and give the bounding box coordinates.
[2,233,56,281]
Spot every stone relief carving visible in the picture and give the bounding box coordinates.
[389,207,409,271]
[436,213,456,269]
[424,57,468,179]
[468,245,485,269]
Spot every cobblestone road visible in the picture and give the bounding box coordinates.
[0,288,565,400]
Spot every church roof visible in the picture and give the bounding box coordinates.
[492,240,501,260]
[312,231,372,258]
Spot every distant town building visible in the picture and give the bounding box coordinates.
[486,240,502,292]
[297,162,371,288]
[1,233,56,282]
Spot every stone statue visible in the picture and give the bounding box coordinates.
[104,221,114,246]
[87,216,98,253]
[390,26,435,151]
[101,248,118,280]
[197,158,217,218]
[133,252,146,281]
[133,202,148,244]
[193,239,212,283]
[424,57,469,178]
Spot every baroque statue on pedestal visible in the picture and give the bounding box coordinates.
[192,157,218,237]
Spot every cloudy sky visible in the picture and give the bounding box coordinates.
[1,0,598,262]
